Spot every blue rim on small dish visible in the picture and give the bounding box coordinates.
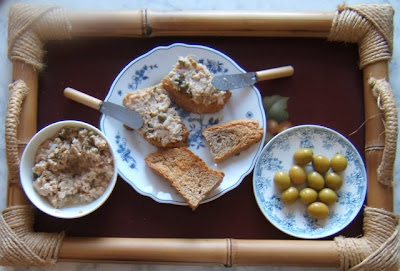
[253,124,367,239]
[100,43,266,206]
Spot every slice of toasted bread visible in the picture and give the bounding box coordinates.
[161,56,231,114]
[145,147,224,210]
[123,84,188,148]
[202,119,264,163]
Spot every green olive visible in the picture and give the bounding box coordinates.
[289,165,307,185]
[318,188,338,205]
[281,187,299,205]
[299,188,318,205]
[312,155,330,174]
[293,148,314,166]
[330,154,348,172]
[307,171,325,191]
[274,170,291,190]
[325,172,343,190]
[307,202,329,219]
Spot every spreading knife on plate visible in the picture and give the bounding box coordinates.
[64,87,144,130]
[211,65,294,91]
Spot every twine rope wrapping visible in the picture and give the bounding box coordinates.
[0,205,65,266]
[3,80,66,266]
[8,3,72,71]
[335,207,399,271]
[3,4,71,265]
[329,4,397,187]
[368,77,398,186]
[328,4,394,69]
[329,6,399,270]
[5,80,28,185]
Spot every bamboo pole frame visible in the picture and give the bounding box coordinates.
[5,6,396,268]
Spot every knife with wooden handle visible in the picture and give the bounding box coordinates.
[64,87,144,129]
[211,65,294,91]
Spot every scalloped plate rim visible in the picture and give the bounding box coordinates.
[100,43,267,206]
[253,124,367,239]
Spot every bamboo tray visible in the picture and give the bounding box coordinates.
[3,3,399,269]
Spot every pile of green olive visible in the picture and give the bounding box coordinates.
[273,148,347,219]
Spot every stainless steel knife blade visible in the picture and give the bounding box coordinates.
[100,101,143,129]
[211,66,294,91]
[212,72,257,91]
[64,87,143,130]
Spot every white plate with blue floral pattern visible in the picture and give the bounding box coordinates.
[100,43,266,206]
[253,125,367,239]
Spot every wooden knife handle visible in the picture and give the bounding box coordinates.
[64,87,102,110]
[256,66,294,82]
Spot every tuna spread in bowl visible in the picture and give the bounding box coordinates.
[20,120,118,219]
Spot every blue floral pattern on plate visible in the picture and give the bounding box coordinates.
[253,125,367,239]
[115,133,137,169]
[128,64,159,90]
[100,43,266,206]
[198,59,229,74]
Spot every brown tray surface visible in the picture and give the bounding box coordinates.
[34,37,365,240]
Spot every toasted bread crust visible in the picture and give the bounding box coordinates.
[123,84,188,148]
[124,122,189,148]
[162,78,231,114]
[145,148,224,210]
[161,56,231,114]
[145,126,188,148]
[202,119,264,163]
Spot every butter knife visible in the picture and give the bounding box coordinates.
[64,87,144,129]
[211,65,294,91]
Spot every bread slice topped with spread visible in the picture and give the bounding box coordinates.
[145,147,224,210]
[161,56,232,114]
[202,119,264,163]
[123,84,189,148]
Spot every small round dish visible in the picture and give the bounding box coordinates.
[20,120,118,219]
[253,125,367,239]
